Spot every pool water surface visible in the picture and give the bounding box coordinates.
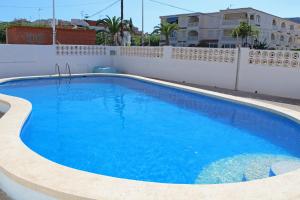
[1,76,300,184]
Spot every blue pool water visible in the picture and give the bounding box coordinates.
[1,76,300,184]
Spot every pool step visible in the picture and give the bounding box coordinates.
[269,161,300,177]
[241,160,300,182]
[196,154,300,184]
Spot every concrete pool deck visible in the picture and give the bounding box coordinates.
[1,73,300,200]
[179,83,300,112]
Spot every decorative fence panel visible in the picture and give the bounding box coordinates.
[171,47,237,63]
[120,47,164,58]
[248,49,300,68]
[56,45,107,56]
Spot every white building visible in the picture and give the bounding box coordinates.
[160,8,300,49]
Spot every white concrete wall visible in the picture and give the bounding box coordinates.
[1,45,300,100]
[0,44,112,78]
[238,48,300,99]
[112,46,239,90]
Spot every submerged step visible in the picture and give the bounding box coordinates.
[195,154,300,184]
[270,161,300,176]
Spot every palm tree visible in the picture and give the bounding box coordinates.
[97,16,121,45]
[152,22,178,46]
[232,22,259,47]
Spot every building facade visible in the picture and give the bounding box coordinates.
[160,8,300,49]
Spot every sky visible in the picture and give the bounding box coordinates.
[0,0,300,32]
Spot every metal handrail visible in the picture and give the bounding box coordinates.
[55,63,61,77]
[66,63,71,76]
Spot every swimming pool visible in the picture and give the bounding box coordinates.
[1,75,300,185]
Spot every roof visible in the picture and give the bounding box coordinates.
[160,7,300,25]
[84,20,98,26]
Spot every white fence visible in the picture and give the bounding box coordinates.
[238,49,300,99]
[0,45,111,78]
[0,44,300,99]
[113,46,239,90]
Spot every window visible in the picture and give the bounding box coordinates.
[289,37,293,43]
[188,31,198,41]
[250,15,255,20]
[281,22,286,29]
[223,29,233,37]
[188,16,199,23]
[272,19,277,26]
[280,35,285,41]
[290,25,295,30]
[166,17,178,24]
[271,33,276,41]
[256,15,261,24]
[170,31,177,38]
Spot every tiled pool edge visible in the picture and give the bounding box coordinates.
[1,73,300,200]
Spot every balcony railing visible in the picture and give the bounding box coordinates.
[221,36,236,42]
[222,19,247,26]
[188,22,199,27]
[272,26,278,31]
[170,37,177,42]
[188,36,199,41]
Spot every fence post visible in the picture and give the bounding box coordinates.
[163,46,172,59]
[234,47,242,91]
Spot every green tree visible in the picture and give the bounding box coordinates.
[97,16,121,45]
[253,39,269,50]
[131,35,142,46]
[144,34,160,46]
[152,22,178,46]
[232,22,259,47]
[96,31,112,45]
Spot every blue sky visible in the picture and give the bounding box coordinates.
[0,0,299,32]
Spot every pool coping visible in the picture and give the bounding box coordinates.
[1,73,300,200]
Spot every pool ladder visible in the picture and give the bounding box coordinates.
[55,63,72,77]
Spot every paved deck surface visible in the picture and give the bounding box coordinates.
[175,81,300,111]
[0,82,300,200]
[0,114,9,200]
